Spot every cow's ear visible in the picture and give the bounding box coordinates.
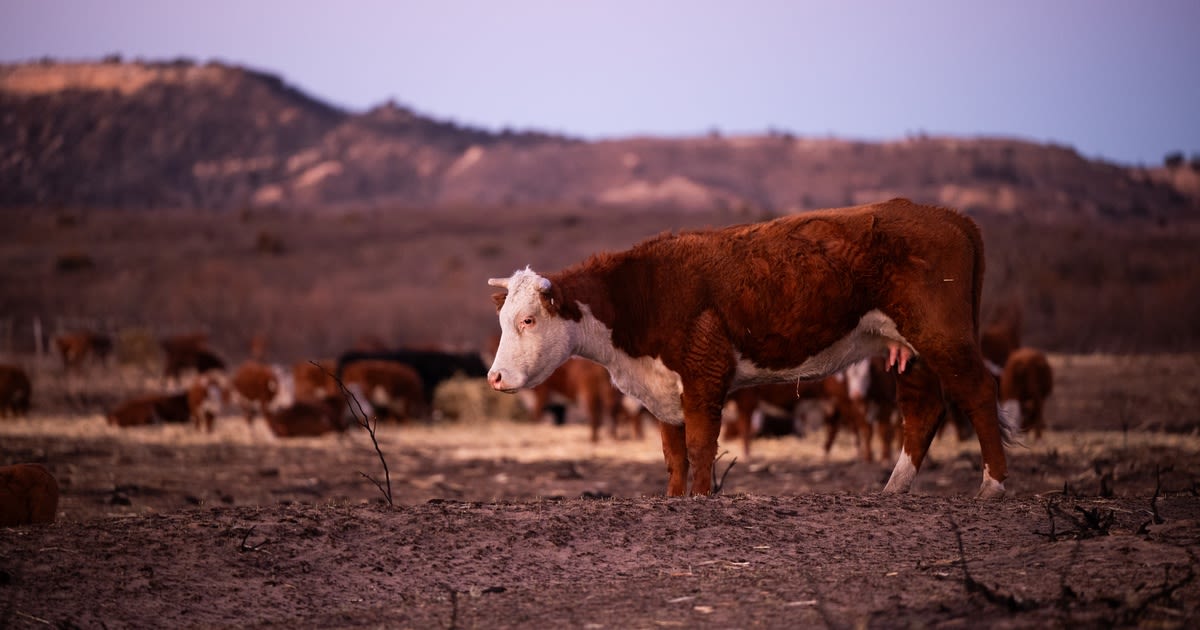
[491,291,507,312]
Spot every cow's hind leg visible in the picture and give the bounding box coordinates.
[918,342,1012,499]
[883,360,946,494]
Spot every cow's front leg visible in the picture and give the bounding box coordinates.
[659,421,688,496]
[683,409,722,495]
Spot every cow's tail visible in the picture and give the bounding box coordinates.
[997,399,1024,448]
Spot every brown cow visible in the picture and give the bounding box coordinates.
[1000,347,1054,439]
[230,360,281,423]
[264,396,349,437]
[107,392,192,427]
[725,375,872,461]
[981,306,1022,377]
[528,357,640,441]
[161,333,226,384]
[55,330,113,371]
[0,463,59,526]
[863,356,901,462]
[0,363,32,418]
[488,198,1017,498]
[293,359,340,401]
[187,372,230,432]
[340,360,426,421]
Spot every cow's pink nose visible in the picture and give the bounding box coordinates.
[488,371,504,390]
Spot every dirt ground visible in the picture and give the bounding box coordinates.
[2,353,1200,628]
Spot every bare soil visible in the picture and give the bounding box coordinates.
[2,354,1200,628]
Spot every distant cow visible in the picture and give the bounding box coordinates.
[107,392,192,427]
[55,330,113,370]
[340,360,426,421]
[187,372,229,432]
[230,360,281,423]
[1000,347,1054,440]
[981,307,1022,377]
[0,363,32,418]
[862,356,901,462]
[725,375,871,461]
[0,463,59,526]
[488,198,1017,498]
[161,333,226,384]
[293,359,340,401]
[264,396,349,437]
[528,357,640,442]
[337,348,488,404]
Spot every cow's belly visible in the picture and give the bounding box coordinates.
[732,309,914,388]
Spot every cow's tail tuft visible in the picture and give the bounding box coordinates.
[997,399,1024,449]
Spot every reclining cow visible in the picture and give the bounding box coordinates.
[487,198,1018,498]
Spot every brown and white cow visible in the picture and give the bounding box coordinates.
[187,372,230,432]
[1000,347,1054,440]
[0,363,32,418]
[229,360,282,423]
[340,359,426,421]
[293,359,341,402]
[487,198,1018,498]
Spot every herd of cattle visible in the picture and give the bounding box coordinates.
[2,199,1067,524]
[0,304,1052,458]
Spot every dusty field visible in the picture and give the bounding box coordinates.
[2,354,1200,628]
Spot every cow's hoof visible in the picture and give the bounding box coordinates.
[975,476,1007,500]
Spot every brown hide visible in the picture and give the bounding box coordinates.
[340,360,426,421]
[1000,347,1054,439]
[0,364,32,417]
[0,463,59,526]
[293,359,340,401]
[161,333,225,381]
[107,392,191,427]
[187,373,229,432]
[497,198,1008,497]
[231,360,278,422]
[981,308,1022,370]
[265,397,347,437]
[55,330,112,370]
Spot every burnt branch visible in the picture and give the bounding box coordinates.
[711,450,738,495]
[1034,497,1113,540]
[238,525,271,552]
[1137,465,1167,535]
[950,519,1036,611]
[316,361,393,506]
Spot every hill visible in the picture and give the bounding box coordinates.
[3,59,1198,222]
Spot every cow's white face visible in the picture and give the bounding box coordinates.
[487,268,574,392]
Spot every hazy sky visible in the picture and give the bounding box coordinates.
[3,0,1198,166]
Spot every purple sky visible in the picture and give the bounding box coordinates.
[3,0,1198,165]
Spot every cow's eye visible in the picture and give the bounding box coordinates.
[522,317,535,327]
